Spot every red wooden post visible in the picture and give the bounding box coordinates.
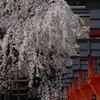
[88,58,100,100]
[66,87,73,100]
[78,58,95,100]
[69,83,75,100]
[73,87,84,100]
[71,78,84,100]
[71,78,78,100]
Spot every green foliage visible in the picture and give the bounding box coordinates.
[47,67,56,81]
[0,28,6,40]
[3,0,7,8]
[65,0,100,5]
